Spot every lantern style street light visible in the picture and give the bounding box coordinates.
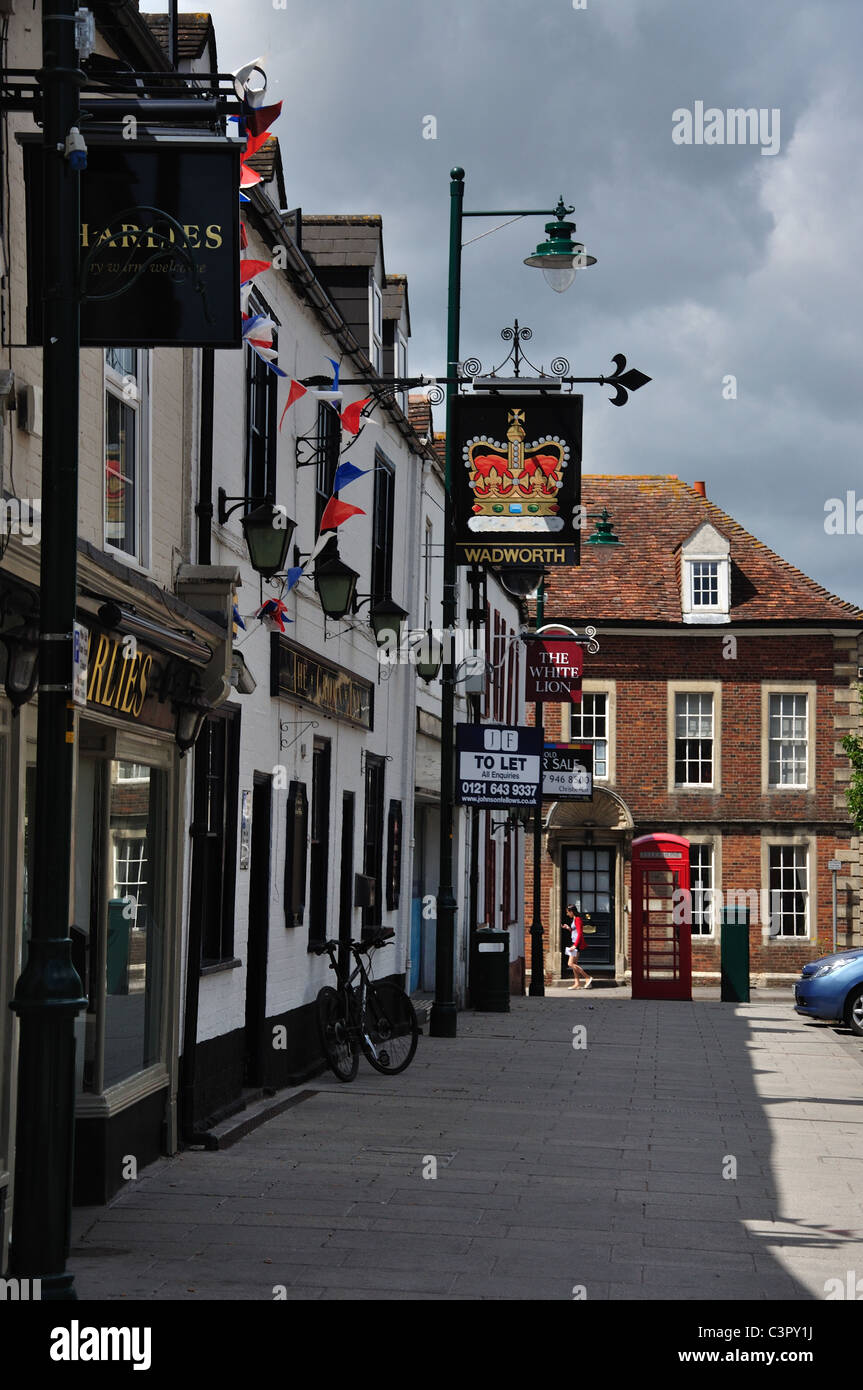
[314,552,360,620]
[368,597,409,647]
[240,503,296,578]
[523,198,596,294]
[0,619,40,712]
[415,627,443,683]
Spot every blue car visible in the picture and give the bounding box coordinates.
[794,948,863,1036]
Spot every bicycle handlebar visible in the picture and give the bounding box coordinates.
[311,928,395,958]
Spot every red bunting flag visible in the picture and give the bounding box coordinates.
[245,101,282,136]
[278,380,308,430]
[339,397,372,435]
[243,128,273,161]
[319,497,365,533]
[240,259,270,285]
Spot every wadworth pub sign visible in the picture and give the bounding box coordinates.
[453,394,583,566]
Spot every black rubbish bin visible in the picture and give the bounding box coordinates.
[720,906,750,1003]
[473,929,510,1012]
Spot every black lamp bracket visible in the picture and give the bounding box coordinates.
[279,718,318,752]
[217,487,274,526]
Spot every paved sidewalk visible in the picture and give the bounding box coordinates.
[69,992,863,1300]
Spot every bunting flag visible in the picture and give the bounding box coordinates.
[339,397,373,435]
[332,461,369,491]
[239,221,248,250]
[284,566,304,592]
[308,530,335,563]
[243,128,273,161]
[240,258,270,285]
[326,357,341,393]
[245,101,282,137]
[255,598,291,632]
[319,497,365,533]
[239,191,251,204]
[240,163,261,189]
[232,603,246,634]
[278,380,308,430]
[249,345,286,377]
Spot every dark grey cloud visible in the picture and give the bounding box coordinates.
[204,0,863,605]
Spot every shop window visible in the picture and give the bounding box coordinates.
[104,347,149,565]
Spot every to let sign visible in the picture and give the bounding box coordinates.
[524,640,583,702]
[456,724,543,806]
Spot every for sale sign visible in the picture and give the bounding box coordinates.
[456,724,543,806]
[543,743,593,800]
[524,640,583,703]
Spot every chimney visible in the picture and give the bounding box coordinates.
[693,480,706,497]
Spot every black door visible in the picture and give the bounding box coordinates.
[244,773,272,1086]
[308,741,331,946]
[561,846,615,975]
[338,791,355,974]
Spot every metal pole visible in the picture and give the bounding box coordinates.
[431,167,464,1038]
[8,0,87,1298]
[529,580,546,995]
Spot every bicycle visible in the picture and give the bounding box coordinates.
[312,928,419,1082]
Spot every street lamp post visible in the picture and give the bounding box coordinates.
[431,170,592,1038]
[8,0,88,1298]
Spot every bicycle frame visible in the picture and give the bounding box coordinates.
[322,939,383,1059]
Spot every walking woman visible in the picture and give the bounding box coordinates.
[563,903,592,989]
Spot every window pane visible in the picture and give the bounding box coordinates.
[105,391,137,554]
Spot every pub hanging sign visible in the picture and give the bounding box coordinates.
[453,393,583,567]
[22,137,242,348]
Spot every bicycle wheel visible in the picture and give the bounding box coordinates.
[361,983,419,1075]
[316,986,359,1082]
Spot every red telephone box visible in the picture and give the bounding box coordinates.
[630,833,691,1000]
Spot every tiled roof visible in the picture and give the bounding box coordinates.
[244,135,279,182]
[301,216,383,269]
[546,475,863,624]
[141,12,214,59]
[408,394,430,433]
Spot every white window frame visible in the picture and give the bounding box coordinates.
[762,837,812,940]
[103,348,151,569]
[667,680,722,792]
[680,523,730,624]
[565,682,615,782]
[761,683,816,793]
[396,328,408,413]
[687,837,719,938]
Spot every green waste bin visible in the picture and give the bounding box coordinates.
[107,898,131,995]
[720,906,750,1003]
[473,929,510,1012]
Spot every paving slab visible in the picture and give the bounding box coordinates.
[69,995,863,1301]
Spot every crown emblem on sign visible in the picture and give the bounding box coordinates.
[464,408,569,532]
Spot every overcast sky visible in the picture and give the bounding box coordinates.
[198,0,863,606]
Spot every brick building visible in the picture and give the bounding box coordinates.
[527,475,863,987]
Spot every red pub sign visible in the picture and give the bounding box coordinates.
[524,639,583,702]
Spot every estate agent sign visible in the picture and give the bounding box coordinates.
[456,724,543,807]
[542,743,593,800]
[453,394,583,566]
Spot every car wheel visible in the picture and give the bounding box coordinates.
[845,987,863,1037]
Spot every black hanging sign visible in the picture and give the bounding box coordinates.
[453,393,582,567]
[22,137,242,348]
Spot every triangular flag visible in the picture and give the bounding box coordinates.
[250,345,286,377]
[239,191,251,204]
[240,259,270,285]
[240,163,261,189]
[240,221,248,250]
[309,531,333,563]
[279,380,307,430]
[332,462,369,491]
[243,128,272,161]
[284,566,304,592]
[339,397,372,435]
[326,357,340,393]
[245,101,282,136]
[319,497,365,533]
